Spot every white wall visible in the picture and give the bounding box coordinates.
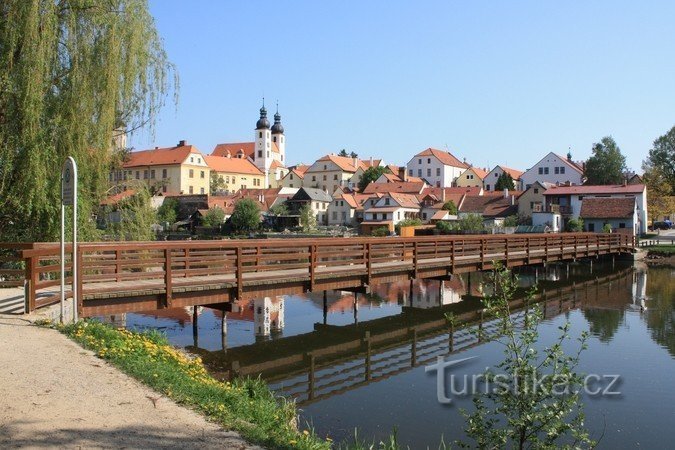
[406,155,463,188]
[520,153,583,190]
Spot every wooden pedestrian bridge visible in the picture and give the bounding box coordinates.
[7,232,633,317]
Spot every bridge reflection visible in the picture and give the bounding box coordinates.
[185,263,640,406]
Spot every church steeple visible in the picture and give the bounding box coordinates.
[271,102,284,135]
[256,98,270,130]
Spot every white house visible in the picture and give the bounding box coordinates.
[361,192,421,234]
[543,184,648,234]
[406,148,468,188]
[520,152,584,190]
[327,192,370,226]
[483,165,524,192]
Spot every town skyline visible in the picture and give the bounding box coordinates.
[127,1,675,172]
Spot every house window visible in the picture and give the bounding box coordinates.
[323,165,327,170]
[190,157,194,163]
[200,171,205,178]
[333,174,338,180]
[486,184,490,191]
[409,169,413,176]
[619,223,626,228]
[340,201,344,206]
[418,159,421,164]
[143,170,148,179]
[162,185,167,193]
[578,196,583,201]
[136,171,140,179]
[273,136,277,142]
[259,132,262,138]
[323,175,327,181]
[534,188,539,194]
[312,175,316,181]
[417,169,422,177]
[232,176,236,184]
[200,187,205,194]
[151,170,155,179]
[189,169,194,178]
[427,168,431,177]
[544,167,549,174]
[258,150,262,158]
[197,158,201,164]
[495,173,499,177]
[554,167,560,174]
[189,186,194,194]
[427,158,431,164]
[436,168,441,176]
[385,198,390,205]
[398,212,401,219]
[373,213,378,220]
[560,166,565,174]
[290,174,294,180]
[225,176,230,183]
[538,167,543,175]
[162,169,167,178]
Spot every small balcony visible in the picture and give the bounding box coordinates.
[533,204,572,215]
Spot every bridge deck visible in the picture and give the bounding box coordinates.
[19,233,633,317]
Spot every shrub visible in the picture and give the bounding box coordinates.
[566,218,584,232]
[371,227,389,237]
[230,199,260,233]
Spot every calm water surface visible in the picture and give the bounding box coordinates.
[104,259,675,448]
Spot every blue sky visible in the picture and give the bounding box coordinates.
[131,1,675,172]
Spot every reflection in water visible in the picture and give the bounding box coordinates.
[98,260,675,449]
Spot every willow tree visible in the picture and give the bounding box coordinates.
[0,0,176,241]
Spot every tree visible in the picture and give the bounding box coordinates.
[436,221,457,233]
[156,198,179,225]
[338,149,349,157]
[267,202,289,216]
[210,172,227,195]
[0,1,176,242]
[371,227,389,237]
[358,166,390,191]
[456,265,593,449]
[202,208,225,228]
[646,125,675,193]
[459,213,485,232]
[495,172,515,191]
[299,204,317,232]
[584,136,627,185]
[503,215,518,227]
[350,151,358,159]
[105,187,157,241]
[230,199,260,233]
[442,200,458,214]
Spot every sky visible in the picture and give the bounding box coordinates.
[130,1,675,172]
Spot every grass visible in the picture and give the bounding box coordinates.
[644,245,675,255]
[50,320,332,450]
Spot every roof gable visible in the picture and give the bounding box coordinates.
[123,145,203,168]
[205,155,263,175]
[411,148,468,169]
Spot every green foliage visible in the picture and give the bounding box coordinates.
[371,227,389,237]
[202,208,225,228]
[494,172,515,191]
[106,186,156,241]
[436,221,457,233]
[458,265,593,449]
[503,215,518,227]
[566,218,584,232]
[442,200,458,214]
[299,204,317,232]
[646,125,675,194]
[584,136,627,185]
[358,166,390,191]
[268,202,289,216]
[0,0,177,241]
[57,321,331,449]
[459,213,485,232]
[230,199,260,233]
[395,218,422,234]
[156,198,179,225]
[210,172,227,195]
[602,223,613,233]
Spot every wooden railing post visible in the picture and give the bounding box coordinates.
[309,244,316,292]
[164,248,172,308]
[236,246,243,300]
[413,241,418,278]
[25,255,36,313]
[504,237,509,266]
[76,249,83,318]
[451,239,455,272]
[366,242,372,286]
[480,238,485,269]
[115,249,122,282]
[544,235,549,262]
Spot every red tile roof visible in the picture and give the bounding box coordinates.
[100,189,136,206]
[212,141,279,158]
[123,145,203,168]
[389,192,421,209]
[459,194,520,217]
[543,184,645,196]
[205,155,263,175]
[313,154,364,172]
[414,148,468,168]
[362,181,426,195]
[495,165,524,180]
[464,166,489,179]
[579,197,636,219]
[552,153,585,174]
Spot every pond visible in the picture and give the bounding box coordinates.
[101,259,675,448]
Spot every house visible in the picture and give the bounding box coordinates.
[406,148,469,187]
[280,164,309,188]
[374,166,425,184]
[579,197,639,234]
[205,155,264,194]
[211,104,288,188]
[286,187,332,225]
[361,192,421,235]
[327,192,371,226]
[362,181,427,195]
[518,181,554,219]
[458,191,520,227]
[417,187,480,222]
[110,140,211,195]
[456,167,488,188]
[542,184,648,233]
[483,165,524,192]
[519,152,584,190]
[303,154,367,193]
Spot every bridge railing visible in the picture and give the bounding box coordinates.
[19,232,633,313]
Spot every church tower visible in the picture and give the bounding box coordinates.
[254,100,272,185]
[271,104,285,166]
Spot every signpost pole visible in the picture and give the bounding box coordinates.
[60,202,65,324]
[71,160,78,323]
[61,157,78,323]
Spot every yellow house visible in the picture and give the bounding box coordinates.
[205,155,265,194]
[456,167,488,188]
[111,140,210,195]
[303,154,367,193]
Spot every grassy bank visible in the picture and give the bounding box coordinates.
[644,245,675,255]
[51,321,333,450]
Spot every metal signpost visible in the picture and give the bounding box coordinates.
[61,157,78,323]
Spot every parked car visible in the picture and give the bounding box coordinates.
[651,221,672,230]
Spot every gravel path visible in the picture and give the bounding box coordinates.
[0,315,260,449]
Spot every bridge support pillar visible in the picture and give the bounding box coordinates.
[323,291,328,325]
[192,305,199,348]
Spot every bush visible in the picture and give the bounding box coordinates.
[442,200,458,214]
[566,218,584,232]
[299,204,317,232]
[459,213,484,232]
[603,223,613,233]
[156,197,179,225]
[436,221,456,234]
[202,208,225,228]
[503,215,518,227]
[395,218,423,234]
[230,199,260,233]
[371,227,389,237]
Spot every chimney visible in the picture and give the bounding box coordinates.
[370,156,373,165]
[353,157,359,169]
[398,166,408,182]
[503,188,509,199]
[442,189,446,202]
[511,194,515,206]
[178,139,187,147]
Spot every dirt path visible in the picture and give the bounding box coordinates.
[0,315,260,449]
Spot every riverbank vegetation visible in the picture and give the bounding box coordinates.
[52,321,331,450]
